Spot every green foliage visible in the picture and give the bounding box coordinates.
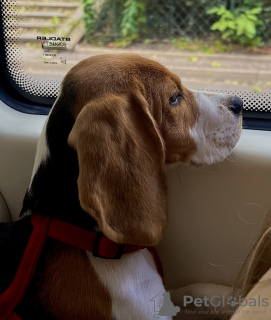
[211,61,222,67]
[187,56,199,62]
[207,5,263,47]
[80,0,96,40]
[172,37,232,53]
[80,0,270,46]
[120,0,146,42]
[252,86,262,93]
[51,16,60,25]
[68,19,82,33]
[41,16,60,35]
[80,0,146,44]
[210,40,231,53]
[172,37,191,50]
[114,38,133,47]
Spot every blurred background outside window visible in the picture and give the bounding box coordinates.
[1,0,271,114]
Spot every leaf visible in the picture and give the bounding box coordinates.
[217,6,227,16]
[236,16,248,36]
[137,3,145,10]
[212,20,228,32]
[210,22,221,31]
[244,20,256,38]
[247,7,262,15]
[222,30,234,39]
[220,20,230,31]
[226,21,236,29]
[207,7,220,14]
[211,61,222,68]
[252,86,262,93]
[187,56,199,62]
[224,11,234,19]
[246,15,257,21]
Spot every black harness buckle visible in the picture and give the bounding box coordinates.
[92,232,124,259]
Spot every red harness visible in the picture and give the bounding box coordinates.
[0,213,164,320]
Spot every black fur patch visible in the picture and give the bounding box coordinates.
[0,216,32,294]
[20,89,96,230]
[0,216,54,319]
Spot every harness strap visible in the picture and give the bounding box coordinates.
[47,218,163,279]
[0,214,164,320]
[5,313,21,320]
[48,218,144,259]
[0,214,52,320]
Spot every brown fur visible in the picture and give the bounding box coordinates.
[36,240,112,320]
[20,54,201,318]
[161,86,198,163]
[65,54,199,245]
[15,54,244,319]
[68,93,167,246]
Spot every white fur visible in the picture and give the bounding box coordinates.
[87,249,172,320]
[29,89,62,186]
[189,90,241,165]
[29,116,49,185]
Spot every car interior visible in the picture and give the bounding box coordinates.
[0,0,270,319]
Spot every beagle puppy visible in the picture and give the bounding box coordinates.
[0,54,243,320]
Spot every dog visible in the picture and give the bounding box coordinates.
[0,54,243,320]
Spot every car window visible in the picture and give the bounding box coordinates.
[0,0,270,129]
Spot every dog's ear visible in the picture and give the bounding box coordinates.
[68,93,168,246]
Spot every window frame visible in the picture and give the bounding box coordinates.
[0,4,52,115]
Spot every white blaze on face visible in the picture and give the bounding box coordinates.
[189,90,242,165]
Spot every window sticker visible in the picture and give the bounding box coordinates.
[37,36,70,65]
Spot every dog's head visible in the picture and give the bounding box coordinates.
[23,54,242,246]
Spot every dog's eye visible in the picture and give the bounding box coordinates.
[169,93,183,107]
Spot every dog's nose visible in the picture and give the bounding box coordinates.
[231,96,243,115]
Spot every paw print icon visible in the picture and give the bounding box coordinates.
[227,296,239,307]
